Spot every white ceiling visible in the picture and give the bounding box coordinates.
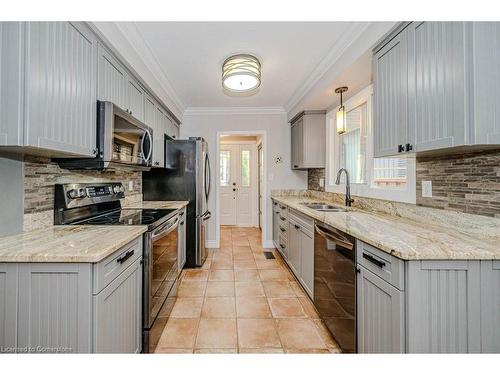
[132,22,370,109]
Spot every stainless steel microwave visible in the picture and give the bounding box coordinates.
[56,101,153,171]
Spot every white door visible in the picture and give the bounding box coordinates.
[219,143,256,227]
[258,144,263,229]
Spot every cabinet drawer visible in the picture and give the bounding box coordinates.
[278,234,288,258]
[93,236,142,294]
[356,240,404,290]
[278,221,288,239]
[278,203,288,216]
[288,208,314,234]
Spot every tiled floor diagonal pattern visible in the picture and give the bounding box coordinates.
[155,226,341,354]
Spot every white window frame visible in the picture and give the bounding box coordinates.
[325,85,416,204]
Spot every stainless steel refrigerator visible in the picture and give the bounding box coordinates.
[142,137,211,267]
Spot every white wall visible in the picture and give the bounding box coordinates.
[181,112,307,247]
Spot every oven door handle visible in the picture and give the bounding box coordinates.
[152,216,179,241]
[314,224,354,250]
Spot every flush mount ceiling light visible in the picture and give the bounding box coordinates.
[335,86,348,134]
[222,54,261,93]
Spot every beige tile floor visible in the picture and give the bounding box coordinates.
[154,226,341,354]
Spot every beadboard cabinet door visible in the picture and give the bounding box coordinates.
[357,265,405,353]
[409,22,469,152]
[373,26,410,157]
[145,95,161,167]
[0,22,24,147]
[97,43,128,111]
[25,22,97,156]
[480,260,500,353]
[93,258,142,353]
[471,22,500,145]
[0,264,18,351]
[406,260,481,353]
[299,227,314,298]
[127,77,144,122]
[17,263,93,353]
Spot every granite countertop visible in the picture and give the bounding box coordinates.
[271,196,500,260]
[0,226,147,263]
[123,200,189,210]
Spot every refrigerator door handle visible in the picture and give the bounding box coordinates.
[205,153,211,201]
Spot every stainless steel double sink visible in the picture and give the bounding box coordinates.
[300,202,348,212]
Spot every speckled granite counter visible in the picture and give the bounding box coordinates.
[271,195,500,260]
[123,200,189,210]
[0,226,147,263]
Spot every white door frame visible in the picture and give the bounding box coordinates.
[215,130,268,249]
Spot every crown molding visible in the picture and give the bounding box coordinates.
[284,22,371,113]
[183,106,286,116]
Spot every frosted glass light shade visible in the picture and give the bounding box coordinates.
[222,54,261,92]
[336,106,346,134]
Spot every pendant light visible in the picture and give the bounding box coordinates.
[222,54,261,93]
[335,86,348,134]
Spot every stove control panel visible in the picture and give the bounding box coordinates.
[55,182,126,210]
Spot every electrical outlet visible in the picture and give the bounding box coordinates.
[128,181,134,191]
[422,180,432,198]
[319,178,325,188]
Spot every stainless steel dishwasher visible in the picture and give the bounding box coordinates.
[313,221,356,353]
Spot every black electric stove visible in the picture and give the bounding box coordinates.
[72,208,177,227]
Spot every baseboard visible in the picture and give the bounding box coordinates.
[206,240,218,249]
[263,240,276,249]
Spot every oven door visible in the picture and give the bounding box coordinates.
[99,101,153,167]
[143,215,179,332]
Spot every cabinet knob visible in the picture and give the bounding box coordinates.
[405,143,413,152]
[294,165,299,168]
[397,144,404,153]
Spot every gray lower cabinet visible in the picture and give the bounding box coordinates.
[357,265,405,353]
[0,236,143,353]
[299,227,314,297]
[480,260,500,352]
[0,264,18,351]
[406,260,481,353]
[17,263,93,353]
[93,258,142,353]
[289,111,326,169]
[272,200,280,249]
[287,220,301,276]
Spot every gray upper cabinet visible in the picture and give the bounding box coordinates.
[93,258,142,353]
[374,21,500,156]
[290,111,326,169]
[357,265,405,353]
[97,43,128,110]
[0,264,18,350]
[25,22,97,156]
[373,25,410,157]
[0,23,24,147]
[409,22,468,152]
[471,22,500,144]
[127,77,144,122]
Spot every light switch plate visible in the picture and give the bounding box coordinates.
[128,181,134,191]
[422,180,432,197]
[319,178,325,188]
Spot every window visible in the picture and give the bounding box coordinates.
[220,150,230,186]
[241,150,250,187]
[326,85,415,204]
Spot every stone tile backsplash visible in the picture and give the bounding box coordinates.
[416,150,500,218]
[23,156,142,230]
[307,168,325,191]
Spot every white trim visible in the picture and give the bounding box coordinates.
[215,130,268,249]
[263,240,275,249]
[206,240,218,249]
[184,107,286,116]
[284,22,370,113]
[325,84,416,204]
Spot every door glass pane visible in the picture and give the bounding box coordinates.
[220,150,230,186]
[241,150,250,187]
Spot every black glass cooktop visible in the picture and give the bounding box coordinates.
[75,208,176,226]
